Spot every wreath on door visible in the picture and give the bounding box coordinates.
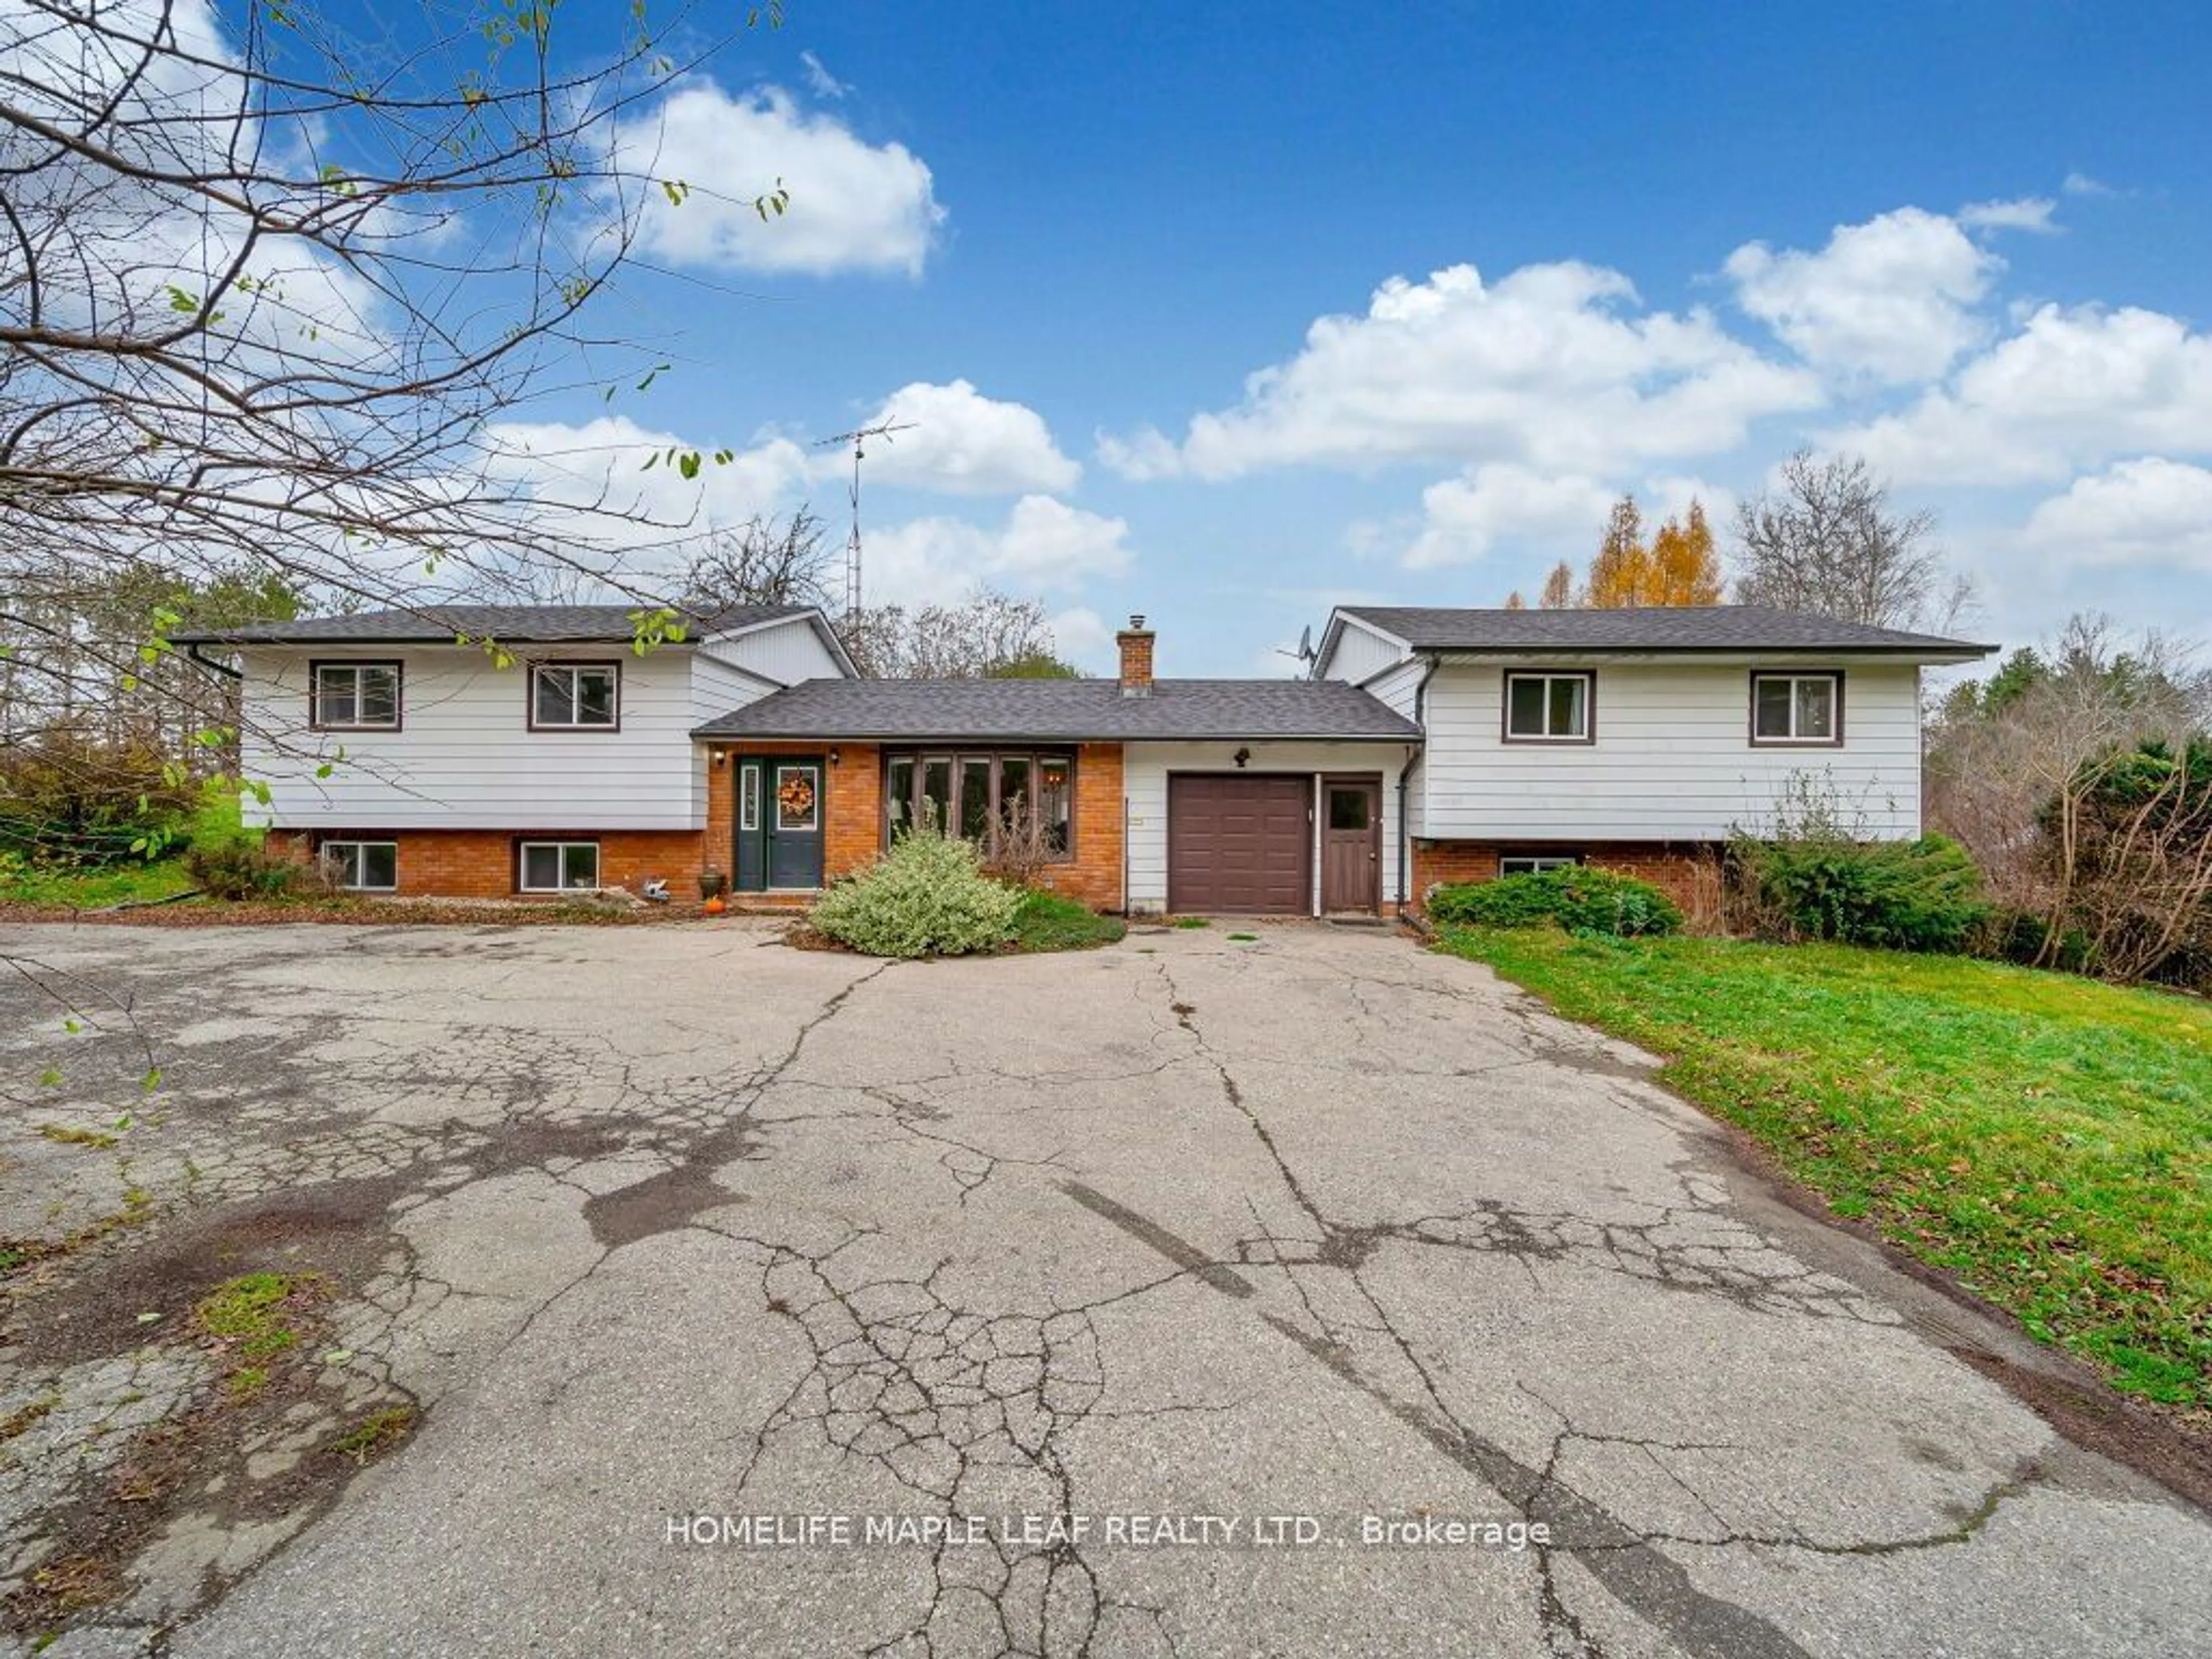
[777,772,816,820]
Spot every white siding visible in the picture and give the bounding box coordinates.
[240,645,706,831]
[1418,660,1924,841]
[1123,741,1414,914]
[1319,616,1409,684]
[704,616,844,686]
[1363,657,1433,840]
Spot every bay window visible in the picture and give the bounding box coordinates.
[884,749,1074,860]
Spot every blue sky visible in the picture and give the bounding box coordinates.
[482,2,2212,675]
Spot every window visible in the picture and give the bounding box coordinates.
[1328,788,1372,831]
[320,840,397,891]
[1503,671,1592,742]
[530,662,619,729]
[518,840,600,892]
[883,750,1074,861]
[310,661,402,731]
[1751,673,1842,744]
[739,763,761,832]
[1499,853,1580,877]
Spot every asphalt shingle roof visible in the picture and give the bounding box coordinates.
[1336,603,1992,654]
[172,603,809,645]
[691,678,1422,743]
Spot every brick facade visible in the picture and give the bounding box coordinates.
[704,740,1127,911]
[272,827,707,899]
[1409,839,1718,915]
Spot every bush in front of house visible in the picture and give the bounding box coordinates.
[1732,831,1988,953]
[184,836,310,901]
[0,732,201,866]
[1428,867,1684,938]
[809,831,1024,959]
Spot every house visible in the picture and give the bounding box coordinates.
[175,603,856,900]
[1311,603,1993,905]
[177,601,1991,916]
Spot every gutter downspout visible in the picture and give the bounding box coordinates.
[1395,654,1439,914]
[187,642,243,680]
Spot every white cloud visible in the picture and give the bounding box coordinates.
[866,496,1133,608]
[1725,206,1999,383]
[799,51,849,99]
[618,82,942,276]
[1957,196,2058,234]
[1401,464,1615,570]
[1833,302,2212,486]
[1046,607,1116,672]
[850,380,1081,495]
[479,415,810,565]
[1099,261,1818,481]
[2063,171,2116,198]
[2020,458,2212,571]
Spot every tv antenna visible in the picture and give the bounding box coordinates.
[816,420,915,628]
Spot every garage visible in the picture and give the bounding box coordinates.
[1166,774,1312,914]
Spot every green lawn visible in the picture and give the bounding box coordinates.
[1435,927,2212,1411]
[0,789,246,909]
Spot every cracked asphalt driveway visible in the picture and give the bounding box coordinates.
[4,919,2210,1657]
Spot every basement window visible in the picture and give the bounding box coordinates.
[320,840,397,891]
[1499,853,1580,877]
[518,840,600,892]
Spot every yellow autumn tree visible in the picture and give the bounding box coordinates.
[1502,590,1527,609]
[1584,494,1722,607]
[1538,559,1577,608]
[1585,495,1655,607]
[1648,499,1724,605]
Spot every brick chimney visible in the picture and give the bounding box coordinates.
[1116,614,1154,698]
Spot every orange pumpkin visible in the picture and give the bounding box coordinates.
[703,894,726,916]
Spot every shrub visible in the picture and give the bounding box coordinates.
[184,838,309,901]
[1428,867,1683,937]
[1733,832,1988,953]
[0,733,200,865]
[809,832,1023,959]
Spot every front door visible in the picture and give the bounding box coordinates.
[1321,778,1381,913]
[733,757,825,891]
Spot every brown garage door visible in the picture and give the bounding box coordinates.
[1167,774,1312,914]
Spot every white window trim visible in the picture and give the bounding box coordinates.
[1750,672,1843,746]
[320,839,398,891]
[529,662,620,729]
[1503,670,1593,743]
[310,661,402,732]
[739,762,762,833]
[1499,853,1581,877]
[517,839,601,892]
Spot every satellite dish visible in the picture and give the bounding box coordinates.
[1297,624,1315,661]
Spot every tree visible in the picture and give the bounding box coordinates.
[844,590,1067,680]
[988,650,1081,680]
[1733,450,1970,630]
[1582,494,1722,608]
[679,510,836,615]
[1501,590,1527,610]
[0,0,786,773]
[1649,499,1724,606]
[1538,560,1577,609]
[1925,614,2212,983]
[1585,496,1648,608]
